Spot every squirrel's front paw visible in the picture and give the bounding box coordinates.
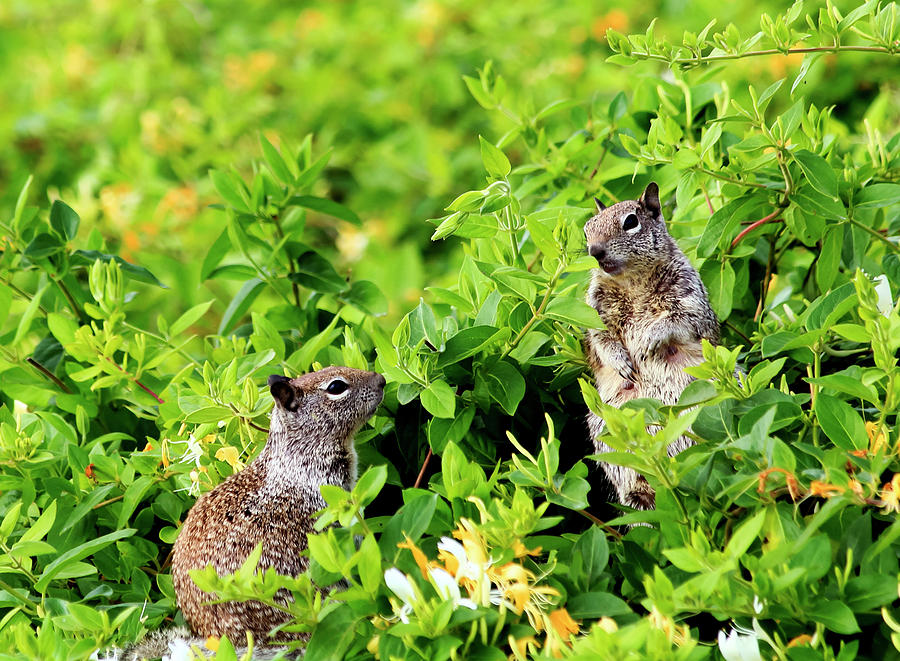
[617,353,638,384]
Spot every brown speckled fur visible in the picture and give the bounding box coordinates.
[172,366,385,646]
[583,183,719,510]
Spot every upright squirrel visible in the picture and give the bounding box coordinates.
[583,182,719,510]
[132,366,384,658]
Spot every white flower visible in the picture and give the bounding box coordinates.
[384,568,416,623]
[874,274,893,317]
[752,595,764,615]
[718,627,763,661]
[428,567,477,611]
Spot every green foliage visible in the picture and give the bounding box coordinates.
[0,1,899,660]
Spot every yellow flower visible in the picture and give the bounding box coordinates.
[866,421,888,453]
[205,635,220,651]
[452,518,489,566]
[215,446,242,469]
[397,536,430,579]
[511,539,542,558]
[880,474,900,513]
[808,480,844,498]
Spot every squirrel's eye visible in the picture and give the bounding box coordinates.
[325,379,349,396]
[622,213,639,232]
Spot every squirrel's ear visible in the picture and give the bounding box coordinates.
[640,182,661,217]
[594,197,606,212]
[268,374,297,410]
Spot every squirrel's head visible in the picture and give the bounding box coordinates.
[583,182,674,277]
[266,366,386,448]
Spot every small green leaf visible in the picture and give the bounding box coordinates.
[72,251,167,287]
[816,226,842,293]
[288,196,361,226]
[815,394,867,451]
[24,233,63,260]
[437,326,507,367]
[794,150,839,197]
[259,134,294,185]
[479,136,511,179]
[36,528,136,592]
[200,229,233,280]
[210,170,250,212]
[340,280,388,316]
[544,297,602,328]
[218,278,266,335]
[483,360,525,416]
[353,465,387,507]
[855,183,900,209]
[289,251,347,294]
[421,379,456,419]
[49,200,80,241]
[170,300,214,336]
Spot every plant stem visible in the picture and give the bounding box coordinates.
[577,509,623,540]
[731,209,783,248]
[500,262,564,359]
[53,277,85,323]
[26,358,71,393]
[413,447,433,489]
[630,45,895,66]
[846,217,900,253]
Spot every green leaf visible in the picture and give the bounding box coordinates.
[421,379,456,419]
[19,500,56,544]
[794,150,838,197]
[700,259,735,319]
[571,526,609,591]
[49,200,80,241]
[353,465,387,507]
[808,600,860,634]
[437,326,506,367]
[544,297,602,328]
[35,528,136,592]
[305,606,358,661]
[24,233,63,260]
[566,592,631,618]
[357,534,381,595]
[806,374,878,404]
[483,360,525,416]
[855,183,900,209]
[259,134,294,185]
[117,476,154,528]
[200,229,233,281]
[170,300,214,336]
[815,394,867,451]
[724,509,765,558]
[479,136,511,179]
[72,251,167,287]
[288,196,361,226]
[340,280,388,316]
[289,250,347,294]
[210,170,250,212]
[218,278,265,335]
[816,226,842,293]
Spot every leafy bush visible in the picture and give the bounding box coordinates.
[0,1,899,660]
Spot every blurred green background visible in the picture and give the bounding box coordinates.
[1,0,896,319]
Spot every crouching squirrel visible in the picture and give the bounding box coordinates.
[583,183,719,510]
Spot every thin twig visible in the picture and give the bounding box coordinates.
[628,45,895,66]
[413,447,433,489]
[731,209,783,248]
[26,358,72,393]
[577,509,622,540]
[102,356,164,404]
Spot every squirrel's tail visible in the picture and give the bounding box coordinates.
[99,626,299,660]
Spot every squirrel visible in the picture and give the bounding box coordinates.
[583,182,719,510]
[122,366,385,660]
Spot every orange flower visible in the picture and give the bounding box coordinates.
[788,634,813,647]
[397,536,430,579]
[808,480,844,498]
[865,421,888,453]
[548,608,579,637]
[592,9,629,40]
[511,539,542,558]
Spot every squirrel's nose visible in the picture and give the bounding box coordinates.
[374,373,386,389]
[588,243,607,262]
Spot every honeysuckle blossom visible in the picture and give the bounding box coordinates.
[428,567,477,611]
[384,567,417,623]
[718,626,763,661]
